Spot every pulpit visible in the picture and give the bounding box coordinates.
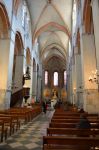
[23,87,30,103]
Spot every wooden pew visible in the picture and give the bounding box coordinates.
[49,122,99,128]
[7,106,42,123]
[52,116,98,120]
[0,116,15,136]
[0,114,20,131]
[0,120,8,142]
[51,118,99,123]
[43,136,99,150]
[47,128,99,137]
[53,112,98,116]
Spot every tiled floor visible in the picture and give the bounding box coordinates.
[0,111,54,150]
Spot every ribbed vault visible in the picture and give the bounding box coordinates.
[27,0,73,70]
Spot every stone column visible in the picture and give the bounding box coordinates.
[0,36,14,109]
[80,33,97,112]
[32,70,37,101]
[71,60,76,105]
[30,65,33,100]
[37,63,42,101]
[92,0,99,71]
[74,47,83,108]
[42,68,45,99]
[67,63,73,104]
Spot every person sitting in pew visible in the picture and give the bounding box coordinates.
[76,114,91,149]
[78,108,85,113]
[76,114,91,129]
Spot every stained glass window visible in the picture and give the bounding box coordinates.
[45,71,48,85]
[54,72,58,86]
[64,71,66,85]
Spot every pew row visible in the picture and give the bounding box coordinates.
[51,119,99,124]
[0,120,8,142]
[43,136,99,150]
[49,122,99,128]
[47,128,99,137]
[0,106,42,142]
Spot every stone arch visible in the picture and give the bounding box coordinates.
[26,48,31,66]
[10,31,24,107]
[0,2,10,38]
[83,0,92,33]
[12,31,24,84]
[0,2,11,109]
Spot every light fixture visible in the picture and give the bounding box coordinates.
[88,70,99,91]
[88,70,98,83]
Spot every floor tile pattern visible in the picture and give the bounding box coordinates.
[0,111,54,150]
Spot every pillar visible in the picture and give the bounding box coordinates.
[80,33,97,112]
[92,0,99,71]
[0,36,14,109]
[74,47,83,108]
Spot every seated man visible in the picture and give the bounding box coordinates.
[76,114,91,149]
[76,114,91,129]
[78,108,85,113]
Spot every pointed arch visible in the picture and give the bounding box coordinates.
[0,2,10,37]
[26,48,31,65]
[0,2,10,90]
[15,31,24,55]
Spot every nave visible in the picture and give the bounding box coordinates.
[0,111,54,150]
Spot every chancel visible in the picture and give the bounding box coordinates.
[0,0,99,149]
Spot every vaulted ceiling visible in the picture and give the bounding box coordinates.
[27,0,73,71]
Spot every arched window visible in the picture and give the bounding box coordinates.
[64,71,67,85]
[45,71,48,85]
[54,72,58,86]
[72,0,77,35]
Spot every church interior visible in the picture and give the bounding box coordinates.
[0,0,99,149]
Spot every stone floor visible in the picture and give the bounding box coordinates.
[0,111,54,150]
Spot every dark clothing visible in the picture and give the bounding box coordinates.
[78,108,85,113]
[76,118,91,129]
[42,101,46,114]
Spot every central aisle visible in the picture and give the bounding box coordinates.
[0,111,54,150]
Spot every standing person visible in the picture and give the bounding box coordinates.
[42,101,47,114]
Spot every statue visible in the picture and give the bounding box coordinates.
[52,90,57,99]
